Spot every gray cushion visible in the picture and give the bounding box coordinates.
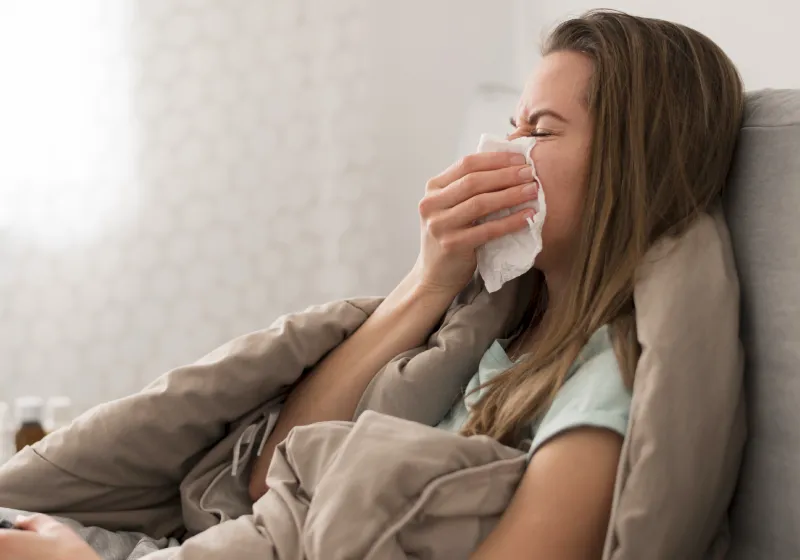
[724,89,800,559]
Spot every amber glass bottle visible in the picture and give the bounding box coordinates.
[14,397,46,452]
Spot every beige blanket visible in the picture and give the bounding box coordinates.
[143,412,525,560]
[1,411,525,560]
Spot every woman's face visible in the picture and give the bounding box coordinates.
[509,51,594,277]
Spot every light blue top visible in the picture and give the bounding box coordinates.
[435,326,631,460]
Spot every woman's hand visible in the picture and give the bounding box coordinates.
[0,514,101,560]
[414,151,538,296]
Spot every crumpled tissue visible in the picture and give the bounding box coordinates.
[475,133,546,293]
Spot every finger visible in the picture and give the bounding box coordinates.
[426,152,528,192]
[14,514,67,537]
[423,164,535,215]
[430,182,538,232]
[444,207,536,251]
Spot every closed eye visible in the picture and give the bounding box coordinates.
[509,117,552,138]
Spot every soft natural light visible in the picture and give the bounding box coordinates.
[0,0,137,248]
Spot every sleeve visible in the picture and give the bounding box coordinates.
[527,347,632,459]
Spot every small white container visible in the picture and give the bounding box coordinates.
[45,396,74,433]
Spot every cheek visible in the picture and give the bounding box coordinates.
[539,186,581,249]
[534,147,589,247]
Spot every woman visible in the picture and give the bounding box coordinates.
[0,10,743,560]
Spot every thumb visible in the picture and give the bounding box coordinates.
[14,514,68,537]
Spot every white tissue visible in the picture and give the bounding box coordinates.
[475,133,547,293]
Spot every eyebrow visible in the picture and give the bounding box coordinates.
[509,109,569,127]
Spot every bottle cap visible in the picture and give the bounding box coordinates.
[14,397,45,424]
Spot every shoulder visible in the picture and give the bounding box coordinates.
[563,326,628,406]
[528,326,632,457]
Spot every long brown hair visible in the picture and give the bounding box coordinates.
[462,10,744,443]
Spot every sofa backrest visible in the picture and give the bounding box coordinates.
[724,89,800,559]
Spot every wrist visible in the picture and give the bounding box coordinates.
[378,269,455,324]
[404,264,460,304]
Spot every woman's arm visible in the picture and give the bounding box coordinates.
[249,150,538,501]
[248,268,456,500]
[471,427,623,560]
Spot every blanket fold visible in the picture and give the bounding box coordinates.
[0,298,375,537]
[140,412,527,560]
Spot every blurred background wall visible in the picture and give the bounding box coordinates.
[0,0,516,412]
[517,1,800,88]
[2,0,798,413]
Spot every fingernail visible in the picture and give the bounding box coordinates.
[519,166,534,180]
[522,182,537,196]
[510,154,526,165]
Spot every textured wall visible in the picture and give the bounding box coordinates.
[516,0,800,89]
[0,1,514,414]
